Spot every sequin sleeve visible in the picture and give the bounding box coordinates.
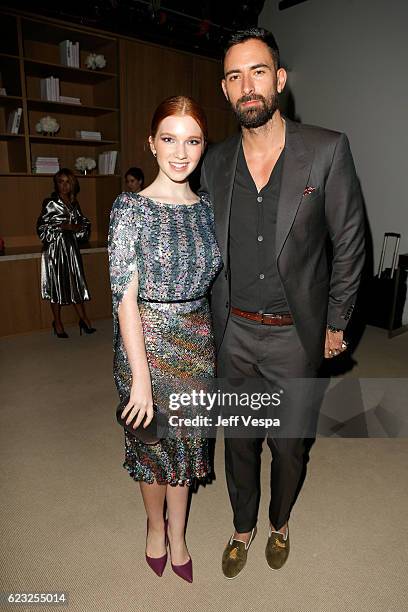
[108,193,141,316]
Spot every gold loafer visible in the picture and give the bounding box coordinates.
[265,525,290,570]
[221,527,257,579]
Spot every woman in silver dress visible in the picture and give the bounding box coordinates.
[37,168,96,338]
[108,96,222,582]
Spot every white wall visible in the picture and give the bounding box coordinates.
[259,0,408,272]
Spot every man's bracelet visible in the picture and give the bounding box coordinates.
[327,324,344,333]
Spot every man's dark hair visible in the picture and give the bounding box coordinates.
[223,27,280,69]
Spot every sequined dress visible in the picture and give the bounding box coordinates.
[108,192,222,485]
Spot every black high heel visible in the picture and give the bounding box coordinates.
[52,321,68,338]
[79,319,96,335]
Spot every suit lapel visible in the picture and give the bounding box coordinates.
[214,133,241,264]
[276,119,314,258]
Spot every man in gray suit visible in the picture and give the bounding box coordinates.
[200,28,365,578]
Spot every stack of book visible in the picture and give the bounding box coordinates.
[75,130,102,141]
[59,96,81,105]
[59,40,80,68]
[7,108,23,134]
[33,157,60,174]
[40,77,60,101]
[98,150,118,174]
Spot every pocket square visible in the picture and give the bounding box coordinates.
[303,186,317,196]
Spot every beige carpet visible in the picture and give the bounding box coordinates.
[1,320,407,612]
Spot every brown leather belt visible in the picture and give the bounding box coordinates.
[231,307,293,326]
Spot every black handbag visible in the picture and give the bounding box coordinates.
[116,397,168,445]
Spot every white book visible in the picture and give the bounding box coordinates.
[40,78,46,100]
[7,110,16,133]
[35,159,59,164]
[59,40,70,66]
[46,78,52,101]
[59,95,81,105]
[98,152,107,174]
[109,150,118,175]
[76,130,102,140]
[74,42,79,67]
[49,76,58,101]
[12,108,22,134]
[56,77,60,101]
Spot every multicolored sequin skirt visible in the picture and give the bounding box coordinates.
[113,297,215,486]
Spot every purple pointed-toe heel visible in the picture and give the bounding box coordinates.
[167,522,193,583]
[145,519,168,577]
[171,557,193,583]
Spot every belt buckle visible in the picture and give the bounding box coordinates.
[262,312,273,325]
[263,313,283,326]
[260,312,275,324]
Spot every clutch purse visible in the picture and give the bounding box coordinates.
[116,397,168,445]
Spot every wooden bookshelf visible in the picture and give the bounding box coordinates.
[24,58,117,83]
[29,135,119,145]
[0,9,121,259]
[0,8,238,336]
[0,12,120,181]
[27,98,119,116]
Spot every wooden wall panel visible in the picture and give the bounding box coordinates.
[120,41,238,186]
[0,176,103,248]
[0,258,42,336]
[95,177,122,244]
[0,251,111,336]
[120,39,194,184]
[81,251,111,319]
[204,107,238,146]
[192,56,230,111]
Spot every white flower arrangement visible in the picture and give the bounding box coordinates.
[75,156,96,173]
[36,115,60,135]
[85,53,107,70]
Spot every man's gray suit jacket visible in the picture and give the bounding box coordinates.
[200,117,365,368]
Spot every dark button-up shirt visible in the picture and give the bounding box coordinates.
[229,143,289,314]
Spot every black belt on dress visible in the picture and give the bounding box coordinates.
[138,296,206,304]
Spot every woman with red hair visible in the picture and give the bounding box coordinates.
[108,97,222,582]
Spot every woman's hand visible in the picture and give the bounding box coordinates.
[121,377,154,429]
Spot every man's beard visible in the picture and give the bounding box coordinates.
[233,92,279,129]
